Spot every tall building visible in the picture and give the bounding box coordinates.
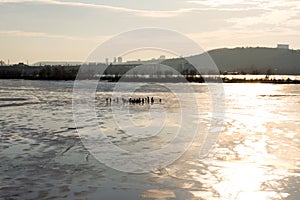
[0,60,5,66]
[117,57,122,63]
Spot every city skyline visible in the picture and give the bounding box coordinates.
[0,0,300,64]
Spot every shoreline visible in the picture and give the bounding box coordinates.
[0,77,300,84]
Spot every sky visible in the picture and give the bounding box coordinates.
[0,0,299,64]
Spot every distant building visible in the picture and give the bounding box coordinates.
[117,57,122,63]
[159,55,166,60]
[223,71,239,75]
[277,44,289,49]
[105,58,109,65]
[0,60,5,66]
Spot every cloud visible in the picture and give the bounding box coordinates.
[187,0,300,31]
[0,0,193,18]
[188,0,300,11]
[187,0,257,7]
[0,0,272,18]
[228,10,297,28]
[1,0,299,20]
[0,29,108,41]
[228,1,300,28]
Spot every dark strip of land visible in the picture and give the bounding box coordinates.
[0,61,299,84]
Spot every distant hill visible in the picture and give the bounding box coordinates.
[1,47,300,80]
[163,47,300,75]
[207,47,300,74]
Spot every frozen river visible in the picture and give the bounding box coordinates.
[0,79,299,199]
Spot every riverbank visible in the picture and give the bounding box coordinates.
[1,76,300,84]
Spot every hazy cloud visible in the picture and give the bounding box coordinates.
[187,0,300,32]
[0,29,108,41]
[0,0,277,18]
[1,0,299,62]
[0,0,202,18]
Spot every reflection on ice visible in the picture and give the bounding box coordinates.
[193,84,300,200]
[213,163,286,200]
